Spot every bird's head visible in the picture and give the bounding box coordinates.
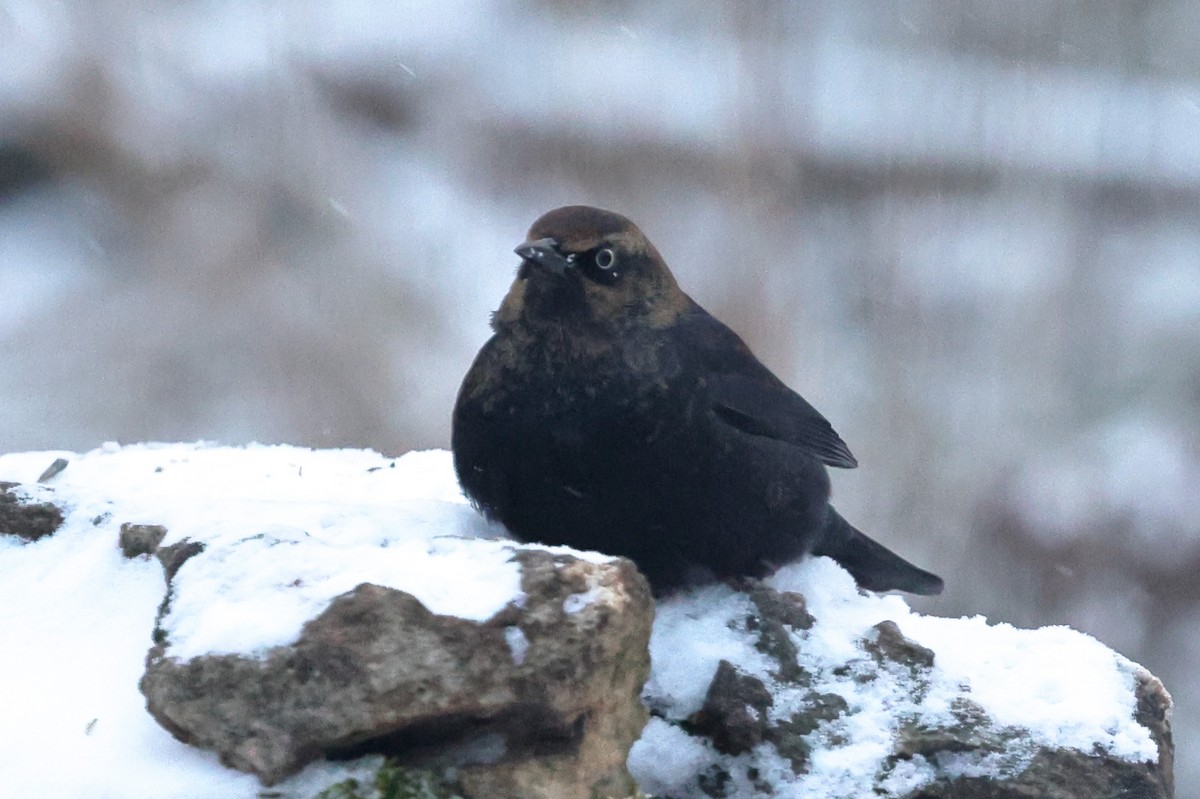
[494,206,689,332]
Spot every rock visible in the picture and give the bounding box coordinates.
[109,520,203,649]
[863,619,936,671]
[141,548,653,799]
[746,584,815,632]
[118,523,168,558]
[890,668,1173,799]
[1136,670,1175,798]
[148,537,206,648]
[762,691,850,772]
[155,538,205,581]
[0,482,64,541]
[745,584,813,685]
[688,660,773,755]
[898,672,1172,798]
[36,457,69,483]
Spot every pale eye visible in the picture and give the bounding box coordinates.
[595,248,617,270]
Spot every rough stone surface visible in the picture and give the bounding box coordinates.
[118,523,168,558]
[0,482,64,541]
[35,457,69,482]
[895,697,1011,760]
[764,690,850,772]
[1136,670,1175,798]
[747,584,815,632]
[155,538,205,581]
[746,583,813,685]
[889,658,1174,798]
[689,660,773,756]
[863,619,937,672]
[141,548,653,798]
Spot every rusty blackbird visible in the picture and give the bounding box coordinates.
[452,205,943,595]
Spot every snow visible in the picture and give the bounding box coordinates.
[0,443,1162,798]
[563,585,604,614]
[504,625,529,665]
[167,532,523,660]
[3,444,527,659]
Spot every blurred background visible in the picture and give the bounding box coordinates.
[1,0,1196,791]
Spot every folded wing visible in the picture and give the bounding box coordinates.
[673,306,859,469]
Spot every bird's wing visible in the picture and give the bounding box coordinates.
[674,307,859,469]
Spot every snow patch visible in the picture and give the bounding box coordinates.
[504,625,529,665]
[563,586,601,614]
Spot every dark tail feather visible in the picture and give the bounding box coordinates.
[812,507,944,596]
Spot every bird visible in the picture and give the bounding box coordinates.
[451,205,943,596]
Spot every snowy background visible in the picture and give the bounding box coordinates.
[0,0,1196,792]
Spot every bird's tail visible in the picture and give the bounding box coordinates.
[813,507,944,595]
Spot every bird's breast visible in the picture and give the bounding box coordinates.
[467,327,694,451]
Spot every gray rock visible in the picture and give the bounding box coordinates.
[36,457,69,483]
[0,482,64,541]
[141,548,653,799]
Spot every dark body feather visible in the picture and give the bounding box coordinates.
[454,302,835,588]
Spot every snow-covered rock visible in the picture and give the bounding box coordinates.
[142,549,652,794]
[0,480,62,541]
[632,565,1173,798]
[0,443,653,799]
[0,443,1175,798]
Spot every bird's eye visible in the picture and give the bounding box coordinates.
[594,248,617,270]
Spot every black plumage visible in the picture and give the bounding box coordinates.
[451,205,943,595]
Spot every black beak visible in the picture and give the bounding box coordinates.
[515,237,573,276]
